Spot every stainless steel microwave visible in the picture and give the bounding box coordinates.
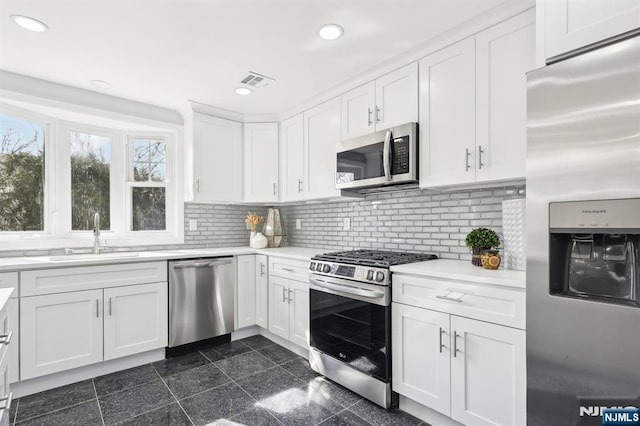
[336,122,417,190]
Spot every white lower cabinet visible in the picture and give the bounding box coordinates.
[268,276,309,349]
[0,293,14,425]
[21,289,104,380]
[236,255,257,329]
[255,255,269,329]
[103,282,167,360]
[21,283,168,380]
[393,302,525,426]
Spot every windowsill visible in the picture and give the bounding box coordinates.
[0,232,184,252]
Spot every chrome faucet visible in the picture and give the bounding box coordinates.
[93,212,101,255]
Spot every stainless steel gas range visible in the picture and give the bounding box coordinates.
[308,250,437,409]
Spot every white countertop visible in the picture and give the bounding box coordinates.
[390,259,526,289]
[0,246,327,272]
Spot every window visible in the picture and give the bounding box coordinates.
[129,137,167,231]
[0,103,182,248]
[0,111,46,231]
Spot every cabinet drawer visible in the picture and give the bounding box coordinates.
[0,274,18,298]
[393,274,525,329]
[21,262,167,296]
[269,257,309,281]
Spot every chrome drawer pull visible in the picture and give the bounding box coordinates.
[0,331,12,346]
[282,267,295,272]
[436,294,464,302]
[0,392,12,411]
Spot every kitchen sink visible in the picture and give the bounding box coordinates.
[47,252,140,261]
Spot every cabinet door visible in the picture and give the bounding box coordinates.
[21,290,103,380]
[545,0,640,60]
[0,345,8,424]
[304,97,341,200]
[375,63,419,131]
[450,316,526,426]
[244,123,279,202]
[268,276,290,340]
[392,303,451,416]
[255,255,269,329]
[193,114,243,202]
[104,282,168,361]
[279,114,305,202]
[6,299,17,384]
[288,279,309,349]
[341,82,376,140]
[419,38,476,188]
[236,255,257,329]
[475,11,534,183]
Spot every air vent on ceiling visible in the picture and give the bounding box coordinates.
[239,71,275,89]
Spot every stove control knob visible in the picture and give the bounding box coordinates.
[367,270,374,281]
[309,262,316,271]
[375,271,385,283]
[323,264,331,273]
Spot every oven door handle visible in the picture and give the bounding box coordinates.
[309,277,386,301]
[383,129,392,181]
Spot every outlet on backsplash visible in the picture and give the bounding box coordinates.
[296,219,301,230]
[343,217,350,231]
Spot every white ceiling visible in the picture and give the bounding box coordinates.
[0,0,527,116]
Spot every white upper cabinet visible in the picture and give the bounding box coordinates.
[304,97,341,199]
[375,62,419,131]
[279,114,305,202]
[191,113,243,202]
[244,123,279,203]
[341,63,418,140]
[419,38,477,187]
[420,11,534,188]
[545,0,640,60]
[475,10,535,182]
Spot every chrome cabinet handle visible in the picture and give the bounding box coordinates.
[195,179,200,192]
[282,288,287,303]
[96,299,99,318]
[439,327,445,353]
[436,294,464,302]
[367,108,373,126]
[375,105,381,123]
[273,182,276,196]
[383,130,392,181]
[109,297,112,316]
[478,145,484,169]
[288,288,293,304]
[0,392,13,412]
[297,179,303,193]
[453,331,462,357]
[0,331,13,346]
[282,267,295,272]
[465,148,471,171]
[260,263,265,276]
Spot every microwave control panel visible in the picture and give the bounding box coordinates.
[392,136,410,175]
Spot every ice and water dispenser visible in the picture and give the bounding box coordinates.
[549,199,640,306]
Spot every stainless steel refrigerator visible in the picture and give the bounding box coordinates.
[526,34,640,425]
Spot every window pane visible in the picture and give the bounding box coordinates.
[132,187,165,231]
[70,131,111,230]
[133,139,165,182]
[0,112,45,231]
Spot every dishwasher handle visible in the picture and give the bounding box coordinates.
[170,258,233,269]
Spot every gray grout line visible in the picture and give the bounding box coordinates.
[91,379,107,426]
[151,363,196,426]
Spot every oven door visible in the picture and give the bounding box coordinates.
[309,275,391,382]
[336,122,416,189]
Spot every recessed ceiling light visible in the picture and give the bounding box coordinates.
[90,80,112,90]
[318,24,343,41]
[235,87,253,95]
[10,15,48,32]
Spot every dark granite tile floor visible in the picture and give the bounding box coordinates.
[10,335,429,426]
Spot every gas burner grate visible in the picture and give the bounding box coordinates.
[313,249,437,267]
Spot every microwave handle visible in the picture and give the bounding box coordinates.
[383,129,392,181]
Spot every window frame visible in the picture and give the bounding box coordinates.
[0,103,183,250]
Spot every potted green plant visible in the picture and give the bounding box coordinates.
[465,227,500,266]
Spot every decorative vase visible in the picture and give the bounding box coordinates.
[471,246,488,266]
[249,230,256,247]
[481,250,501,270]
[251,232,268,249]
[263,207,287,248]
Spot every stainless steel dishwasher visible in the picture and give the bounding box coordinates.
[168,257,234,348]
